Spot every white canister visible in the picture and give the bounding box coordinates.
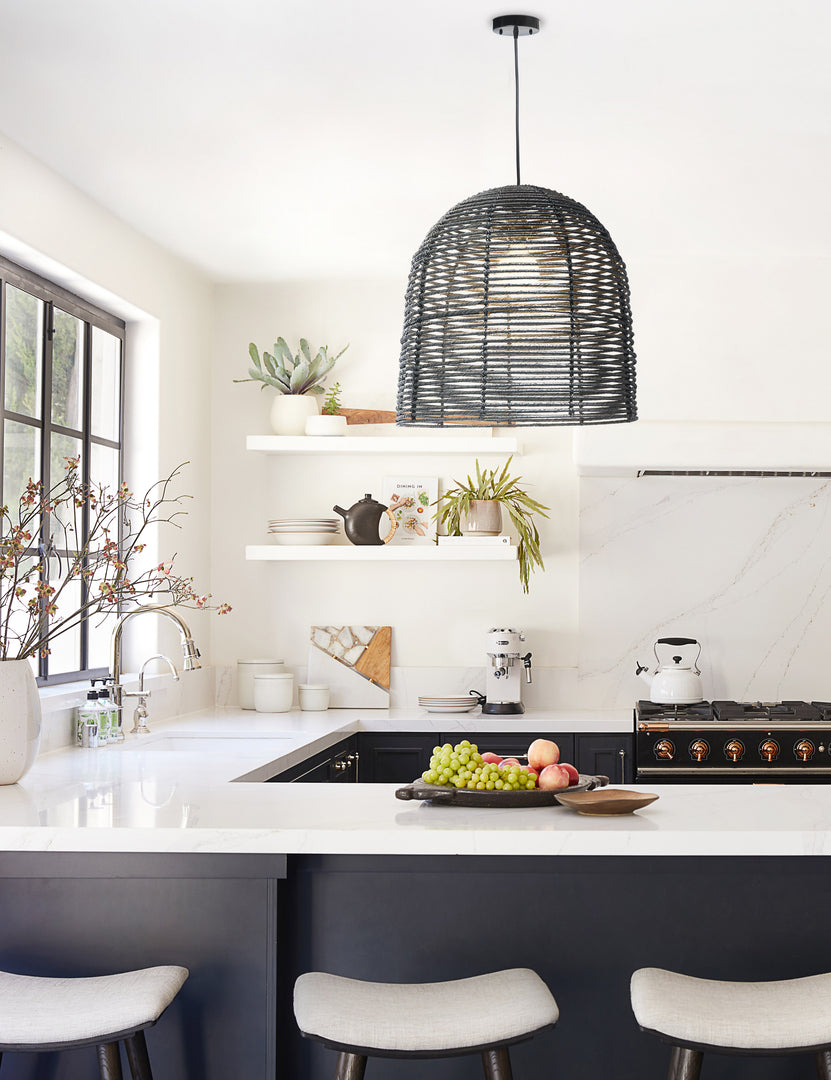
[237,659,284,710]
[298,684,330,711]
[254,673,294,713]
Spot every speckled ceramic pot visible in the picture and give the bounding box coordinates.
[461,499,502,536]
[0,660,41,784]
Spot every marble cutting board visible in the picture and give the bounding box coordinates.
[308,625,391,708]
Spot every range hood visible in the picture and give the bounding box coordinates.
[573,422,831,477]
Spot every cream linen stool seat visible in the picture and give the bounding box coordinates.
[631,966,831,1078]
[294,968,558,1079]
[0,964,188,1079]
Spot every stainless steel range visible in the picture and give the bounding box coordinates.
[635,700,831,782]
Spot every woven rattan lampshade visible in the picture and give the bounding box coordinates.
[396,16,637,427]
[397,184,637,427]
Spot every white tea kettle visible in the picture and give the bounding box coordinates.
[636,637,704,704]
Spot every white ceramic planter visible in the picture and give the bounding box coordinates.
[305,414,348,437]
[461,499,503,536]
[270,394,319,435]
[0,660,41,784]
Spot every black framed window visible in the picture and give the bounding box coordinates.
[0,255,125,684]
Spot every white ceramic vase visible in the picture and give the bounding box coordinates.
[270,394,319,436]
[461,499,503,536]
[0,660,42,784]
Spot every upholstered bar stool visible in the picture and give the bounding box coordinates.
[631,966,831,1078]
[294,968,558,1079]
[0,964,188,1079]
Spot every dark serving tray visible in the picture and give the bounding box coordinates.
[394,774,608,807]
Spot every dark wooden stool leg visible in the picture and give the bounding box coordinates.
[668,1046,702,1080]
[334,1051,367,1080]
[482,1046,513,1080]
[816,1049,831,1079]
[124,1031,154,1080]
[96,1041,124,1080]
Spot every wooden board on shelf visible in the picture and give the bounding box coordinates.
[337,408,397,425]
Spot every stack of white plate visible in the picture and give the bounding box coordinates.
[418,695,481,714]
[268,518,340,546]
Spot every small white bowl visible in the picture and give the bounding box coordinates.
[305,414,348,436]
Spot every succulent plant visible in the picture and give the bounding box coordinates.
[237,338,347,396]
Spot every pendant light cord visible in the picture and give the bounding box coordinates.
[513,25,521,185]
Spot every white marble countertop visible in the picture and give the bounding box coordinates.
[4,706,831,858]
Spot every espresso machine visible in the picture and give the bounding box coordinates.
[483,628,532,715]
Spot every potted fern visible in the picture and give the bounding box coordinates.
[435,458,549,593]
[237,338,347,435]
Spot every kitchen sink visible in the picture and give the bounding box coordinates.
[134,734,293,754]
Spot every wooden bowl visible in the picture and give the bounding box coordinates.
[554,788,659,816]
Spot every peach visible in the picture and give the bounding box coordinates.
[527,738,560,771]
[481,752,503,765]
[538,764,570,791]
[560,762,580,786]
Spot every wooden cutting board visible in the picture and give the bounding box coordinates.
[354,626,391,690]
[338,408,397,425]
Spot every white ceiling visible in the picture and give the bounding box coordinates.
[1,0,829,282]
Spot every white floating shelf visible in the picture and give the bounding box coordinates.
[246,434,520,455]
[245,544,518,562]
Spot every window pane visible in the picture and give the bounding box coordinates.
[46,572,81,675]
[49,433,82,539]
[3,419,40,514]
[51,307,84,431]
[88,607,117,671]
[91,328,121,441]
[90,442,119,497]
[3,555,41,661]
[4,284,43,419]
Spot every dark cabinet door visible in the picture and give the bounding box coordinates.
[357,733,436,784]
[447,732,576,767]
[267,736,357,783]
[576,733,634,784]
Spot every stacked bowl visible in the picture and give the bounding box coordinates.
[268,518,340,546]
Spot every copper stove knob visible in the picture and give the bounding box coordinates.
[795,739,815,762]
[759,739,780,763]
[724,739,745,763]
[689,739,709,762]
[654,739,675,761]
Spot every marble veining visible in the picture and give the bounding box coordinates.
[579,475,831,706]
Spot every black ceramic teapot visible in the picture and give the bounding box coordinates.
[333,494,398,546]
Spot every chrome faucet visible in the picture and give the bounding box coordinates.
[127,654,180,735]
[109,605,201,715]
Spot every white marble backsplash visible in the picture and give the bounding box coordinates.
[215,663,579,711]
[578,475,831,706]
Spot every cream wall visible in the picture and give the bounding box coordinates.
[0,136,217,668]
[209,281,580,684]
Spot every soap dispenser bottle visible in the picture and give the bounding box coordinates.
[76,689,100,748]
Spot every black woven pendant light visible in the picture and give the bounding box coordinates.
[396,15,637,427]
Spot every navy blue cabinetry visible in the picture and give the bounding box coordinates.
[356,733,436,783]
[268,735,358,782]
[576,733,634,784]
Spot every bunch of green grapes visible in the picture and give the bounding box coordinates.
[421,740,537,791]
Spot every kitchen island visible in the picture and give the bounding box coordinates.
[1,709,830,1080]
